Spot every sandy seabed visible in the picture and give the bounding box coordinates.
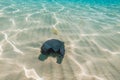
[0,0,120,80]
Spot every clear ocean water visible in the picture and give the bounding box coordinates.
[0,0,120,80]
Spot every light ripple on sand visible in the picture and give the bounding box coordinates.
[51,13,60,35]
[23,66,43,80]
[68,55,105,80]
[1,32,24,55]
[10,18,16,26]
[0,1,120,80]
[91,39,120,55]
[0,12,3,16]
[0,45,3,55]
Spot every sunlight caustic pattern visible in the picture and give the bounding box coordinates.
[0,0,120,80]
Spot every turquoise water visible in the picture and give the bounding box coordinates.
[0,0,120,80]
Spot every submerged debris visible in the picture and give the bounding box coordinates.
[39,39,65,64]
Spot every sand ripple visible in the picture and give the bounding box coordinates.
[0,0,120,80]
